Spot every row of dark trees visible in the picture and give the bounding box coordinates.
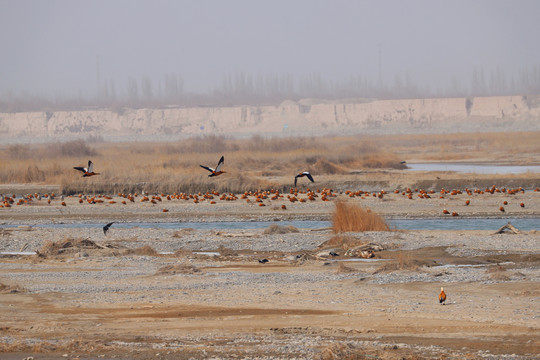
[2,66,540,112]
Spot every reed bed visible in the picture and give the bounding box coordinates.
[1,131,538,194]
[332,200,390,233]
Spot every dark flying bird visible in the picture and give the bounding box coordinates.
[294,171,314,187]
[103,222,115,235]
[200,156,226,177]
[74,160,100,177]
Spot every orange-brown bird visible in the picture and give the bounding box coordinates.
[200,156,226,177]
[74,160,100,177]
[439,287,447,305]
[294,171,314,187]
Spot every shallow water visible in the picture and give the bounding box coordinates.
[406,163,540,174]
[2,218,538,231]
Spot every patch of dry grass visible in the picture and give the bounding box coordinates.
[263,224,300,234]
[318,235,366,251]
[126,245,159,256]
[156,264,201,275]
[2,132,539,194]
[0,282,25,293]
[37,237,108,257]
[336,262,357,274]
[173,228,196,238]
[332,200,390,233]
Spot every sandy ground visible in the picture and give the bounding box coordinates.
[0,182,539,359]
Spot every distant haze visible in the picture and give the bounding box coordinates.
[1,0,540,108]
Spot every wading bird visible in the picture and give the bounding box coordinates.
[103,222,115,235]
[439,287,447,305]
[294,171,314,187]
[74,160,100,177]
[200,156,226,177]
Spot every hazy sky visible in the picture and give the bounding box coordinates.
[1,0,539,98]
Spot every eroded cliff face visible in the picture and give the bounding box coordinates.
[1,95,539,142]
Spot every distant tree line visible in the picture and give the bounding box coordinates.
[1,65,540,112]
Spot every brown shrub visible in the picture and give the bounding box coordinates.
[336,262,357,274]
[37,237,104,257]
[173,228,196,238]
[126,245,159,256]
[310,158,347,175]
[318,235,365,251]
[0,282,25,293]
[156,264,201,275]
[217,245,238,256]
[263,224,300,234]
[332,200,390,233]
[23,164,45,182]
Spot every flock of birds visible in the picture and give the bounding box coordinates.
[5,157,538,305]
[74,157,316,188]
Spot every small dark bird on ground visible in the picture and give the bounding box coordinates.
[258,259,269,264]
[294,171,314,187]
[329,251,339,257]
[200,156,226,177]
[439,287,447,305]
[103,222,115,235]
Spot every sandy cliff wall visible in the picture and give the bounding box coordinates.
[1,95,538,143]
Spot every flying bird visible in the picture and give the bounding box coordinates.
[103,222,115,235]
[294,171,314,187]
[74,160,100,177]
[200,156,226,177]
[439,287,447,305]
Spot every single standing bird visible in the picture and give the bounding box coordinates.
[74,160,100,177]
[103,222,115,235]
[439,287,447,305]
[200,156,226,177]
[294,171,314,187]
[258,258,269,264]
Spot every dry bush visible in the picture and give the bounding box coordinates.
[309,158,347,175]
[263,224,300,234]
[37,237,105,257]
[156,264,201,275]
[7,144,31,159]
[173,228,196,238]
[318,235,365,251]
[0,282,25,293]
[332,200,390,233]
[336,262,357,274]
[217,245,239,256]
[126,245,159,256]
[45,139,97,158]
[174,248,193,256]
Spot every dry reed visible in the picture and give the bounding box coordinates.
[332,200,390,233]
[2,131,538,194]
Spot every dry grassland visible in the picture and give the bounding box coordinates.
[2,131,538,195]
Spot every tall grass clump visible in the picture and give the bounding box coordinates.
[332,200,390,233]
